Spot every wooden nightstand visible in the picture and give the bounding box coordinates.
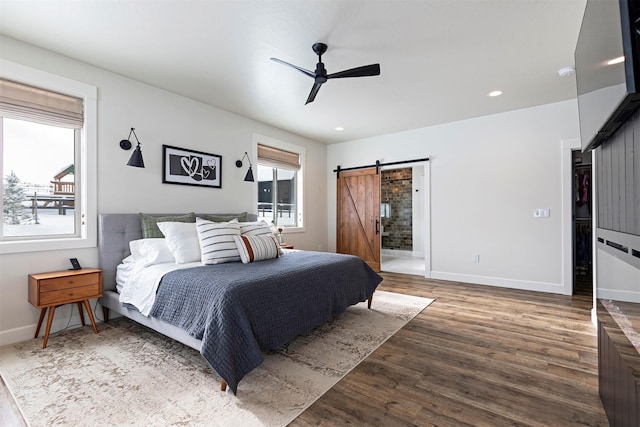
[28,268,102,348]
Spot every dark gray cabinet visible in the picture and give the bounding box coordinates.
[596,110,640,237]
[598,303,640,427]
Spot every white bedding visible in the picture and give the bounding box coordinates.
[117,257,200,316]
[116,245,297,316]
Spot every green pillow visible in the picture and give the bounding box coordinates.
[139,212,196,238]
[199,212,249,223]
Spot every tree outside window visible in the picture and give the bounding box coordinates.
[3,171,32,225]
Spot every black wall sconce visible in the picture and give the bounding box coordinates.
[236,152,255,182]
[119,127,145,168]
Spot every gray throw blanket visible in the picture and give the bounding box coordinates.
[149,251,382,394]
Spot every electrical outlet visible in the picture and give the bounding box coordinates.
[472,253,480,263]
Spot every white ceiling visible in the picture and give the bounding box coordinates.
[0,0,586,144]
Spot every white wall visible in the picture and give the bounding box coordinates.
[0,37,328,345]
[597,249,640,302]
[328,99,580,293]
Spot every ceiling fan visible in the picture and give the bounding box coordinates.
[271,43,381,105]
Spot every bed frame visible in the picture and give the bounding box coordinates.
[97,213,257,391]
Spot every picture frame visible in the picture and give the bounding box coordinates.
[162,145,222,188]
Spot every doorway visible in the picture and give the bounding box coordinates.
[380,166,426,276]
[572,150,593,295]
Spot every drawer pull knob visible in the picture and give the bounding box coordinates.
[69,280,74,284]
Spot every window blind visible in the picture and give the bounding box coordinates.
[257,144,300,170]
[0,78,84,128]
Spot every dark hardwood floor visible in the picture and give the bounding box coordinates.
[292,273,608,426]
[0,273,608,426]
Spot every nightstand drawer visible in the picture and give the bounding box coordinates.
[39,274,98,292]
[39,283,101,305]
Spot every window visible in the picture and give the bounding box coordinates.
[256,141,304,229]
[0,60,97,254]
[2,118,78,237]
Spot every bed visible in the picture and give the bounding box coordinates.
[98,213,382,394]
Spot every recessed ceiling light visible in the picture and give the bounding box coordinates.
[558,66,575,77]
[335,126,344,131]
[607,56,625,65]
[488,90,502,97]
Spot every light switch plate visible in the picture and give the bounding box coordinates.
[534,209,550,218]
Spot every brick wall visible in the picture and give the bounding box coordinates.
[381,168,413,250]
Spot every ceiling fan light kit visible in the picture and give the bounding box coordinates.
[271,42,381,104]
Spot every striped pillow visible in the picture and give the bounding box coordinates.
[196,218,241,264]
[233,234,281,263]
[239,220,273,236]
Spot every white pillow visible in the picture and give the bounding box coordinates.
[157,222,201,264]
[233,234,281,263]
[196,217,241,264]
[239,220,273,236]
[129,238,175,266]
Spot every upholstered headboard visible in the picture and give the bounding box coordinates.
[98,213,257,292]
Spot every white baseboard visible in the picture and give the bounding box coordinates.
[0,311,104,347]
[0,324,36,347]
[597,288,640,303]
[430,271,565,294]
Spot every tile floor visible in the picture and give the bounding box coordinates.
[380,254,425,276]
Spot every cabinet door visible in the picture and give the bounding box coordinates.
[598,321,640,426]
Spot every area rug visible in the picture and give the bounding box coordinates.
[0,290,433,427]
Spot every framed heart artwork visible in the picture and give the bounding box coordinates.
[162,145,222,188]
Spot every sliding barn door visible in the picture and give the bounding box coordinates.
[337,168,381,272]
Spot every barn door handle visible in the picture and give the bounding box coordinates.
[375,219,380,235]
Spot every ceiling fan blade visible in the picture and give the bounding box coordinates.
[305,82,323,104]
[326,64,380,79]
[270,58,316,78]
